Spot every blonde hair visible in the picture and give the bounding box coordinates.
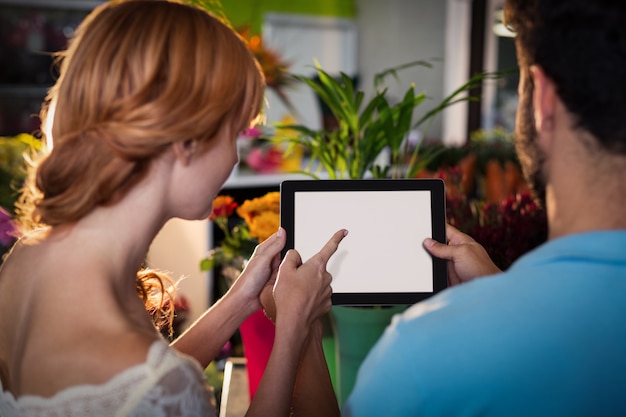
[17,0,265,330]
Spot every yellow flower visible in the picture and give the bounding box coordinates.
[248,210,279,243]
[237,191,280,243]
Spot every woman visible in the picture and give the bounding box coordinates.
[0,1,344,416]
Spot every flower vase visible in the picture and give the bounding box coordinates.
[239,308,275,400]
[330,305,407,406]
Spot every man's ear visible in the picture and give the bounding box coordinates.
[530,65,557,137]
[172,139,197,166]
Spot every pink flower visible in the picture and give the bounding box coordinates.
[245,146,283,173]
[0,207,18,247]
[240,127,264,140]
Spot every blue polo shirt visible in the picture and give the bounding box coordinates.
[343,231,626,417]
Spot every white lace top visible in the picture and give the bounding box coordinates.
[0,340,216,417]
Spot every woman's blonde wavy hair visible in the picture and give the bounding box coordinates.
[17,0,265,334]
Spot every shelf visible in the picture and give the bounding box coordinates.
[223,168,318,189]
[0,85,47,97]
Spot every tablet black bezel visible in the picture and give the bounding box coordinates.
[280,178,448,306]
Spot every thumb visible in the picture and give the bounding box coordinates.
[280,249,303,272]
[423,237,453,260]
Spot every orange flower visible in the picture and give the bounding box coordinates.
[210,195,238,220]
[237,26,295,113]
[236,191,280,242]
[248,210,280,243]
[201,191,280,272]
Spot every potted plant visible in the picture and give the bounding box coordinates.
[274,61,494,181]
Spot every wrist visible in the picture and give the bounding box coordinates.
[274,315,309,348]
[223,284,261,320]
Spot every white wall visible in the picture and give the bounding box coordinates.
[356,0,448,141]
[263,0,473,143]
[262,13,359,130]
[147,219,211,326]
[443,0,472,145]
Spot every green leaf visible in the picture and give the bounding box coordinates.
[358,90,387,129]
[373,60,433,89]
[200,257,214,271]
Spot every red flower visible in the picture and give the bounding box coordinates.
[209,196,238,220]
[447,192,547,270]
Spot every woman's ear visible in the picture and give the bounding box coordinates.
[172,139,197,166]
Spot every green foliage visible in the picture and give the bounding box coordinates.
[0,134,42,213]
[275,61,496,179]
[468,126,518,170]
[199,217,257,272]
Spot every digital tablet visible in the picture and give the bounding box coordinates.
[280,179,448,306]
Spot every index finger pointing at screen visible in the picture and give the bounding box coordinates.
[315,229,349,265]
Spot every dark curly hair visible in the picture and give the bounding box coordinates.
[505,0,626,154]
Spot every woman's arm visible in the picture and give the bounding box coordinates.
[246,230,346,417]
[290,319,340,417]
[171,229,287,367]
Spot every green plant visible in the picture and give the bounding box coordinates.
[0,133,42,212]
[275,61,495,180]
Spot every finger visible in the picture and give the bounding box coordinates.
[447,263,462,286]
[445,224,475,245]
[280,249,303,270]
[253,227,286,258]
[271,252,281,270]
[423,237,456,261]
[315,229,349,265]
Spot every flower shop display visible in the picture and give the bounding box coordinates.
[202,54,543,403]
[447,190,547,270]
[201,191,280,400]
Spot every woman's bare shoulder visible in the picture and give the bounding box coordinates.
[0,236,162,398]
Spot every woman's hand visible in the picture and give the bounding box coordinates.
[248,230,347,417]
[227,228,286,313]
[423,224,501,286]
[264,229,347,329]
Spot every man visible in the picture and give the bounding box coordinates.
[343,0,626,415]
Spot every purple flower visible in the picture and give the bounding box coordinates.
[0,207,18,247]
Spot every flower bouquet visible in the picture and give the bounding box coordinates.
[200,191,280,294]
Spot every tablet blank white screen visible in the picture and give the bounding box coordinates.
[293,190,433,293]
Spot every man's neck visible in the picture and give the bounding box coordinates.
[546,154,626,240]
